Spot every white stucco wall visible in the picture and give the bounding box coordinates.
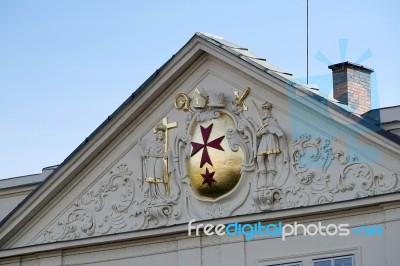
[0,201,398,266]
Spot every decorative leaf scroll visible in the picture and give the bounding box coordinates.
[293,134,332,185]
[288,134,400,207]
[36,164,134,244]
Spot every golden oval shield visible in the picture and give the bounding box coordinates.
[188,113,243,201]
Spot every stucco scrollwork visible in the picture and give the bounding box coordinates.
[292,133,332,185]
[338,162,399,198]
[35,164,134,244]
[289,134,400,206]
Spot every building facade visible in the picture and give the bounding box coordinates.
[0,33,399,266]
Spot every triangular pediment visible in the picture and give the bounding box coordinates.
[1,33,399,250]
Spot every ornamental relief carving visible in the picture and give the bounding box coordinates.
[290,133,399,205]
[32,87,400,244]
[33,164,135,244]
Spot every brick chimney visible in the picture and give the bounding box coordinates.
[328,61,374,114]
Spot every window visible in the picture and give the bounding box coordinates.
[261,250,358,266]
[269,263,302,266]
[314,255,353,266]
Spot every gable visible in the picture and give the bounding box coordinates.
[1,34,399,250]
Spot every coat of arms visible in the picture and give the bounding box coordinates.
[133,86,290,227]
[174,87,289,205]
[188,110,243,201]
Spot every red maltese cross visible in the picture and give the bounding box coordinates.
[190,123,225,168]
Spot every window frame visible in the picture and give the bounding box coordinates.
[259,247,360,266]
[267,262,303,266]
[313,255,354,266]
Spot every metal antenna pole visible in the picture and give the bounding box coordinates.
[307,0,309,84]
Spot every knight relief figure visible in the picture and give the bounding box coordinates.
[139,124,169,203]
[255,102,289,188]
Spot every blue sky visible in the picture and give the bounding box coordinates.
[0,0,399,179]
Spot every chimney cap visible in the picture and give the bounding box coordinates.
[328,61,374,73]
